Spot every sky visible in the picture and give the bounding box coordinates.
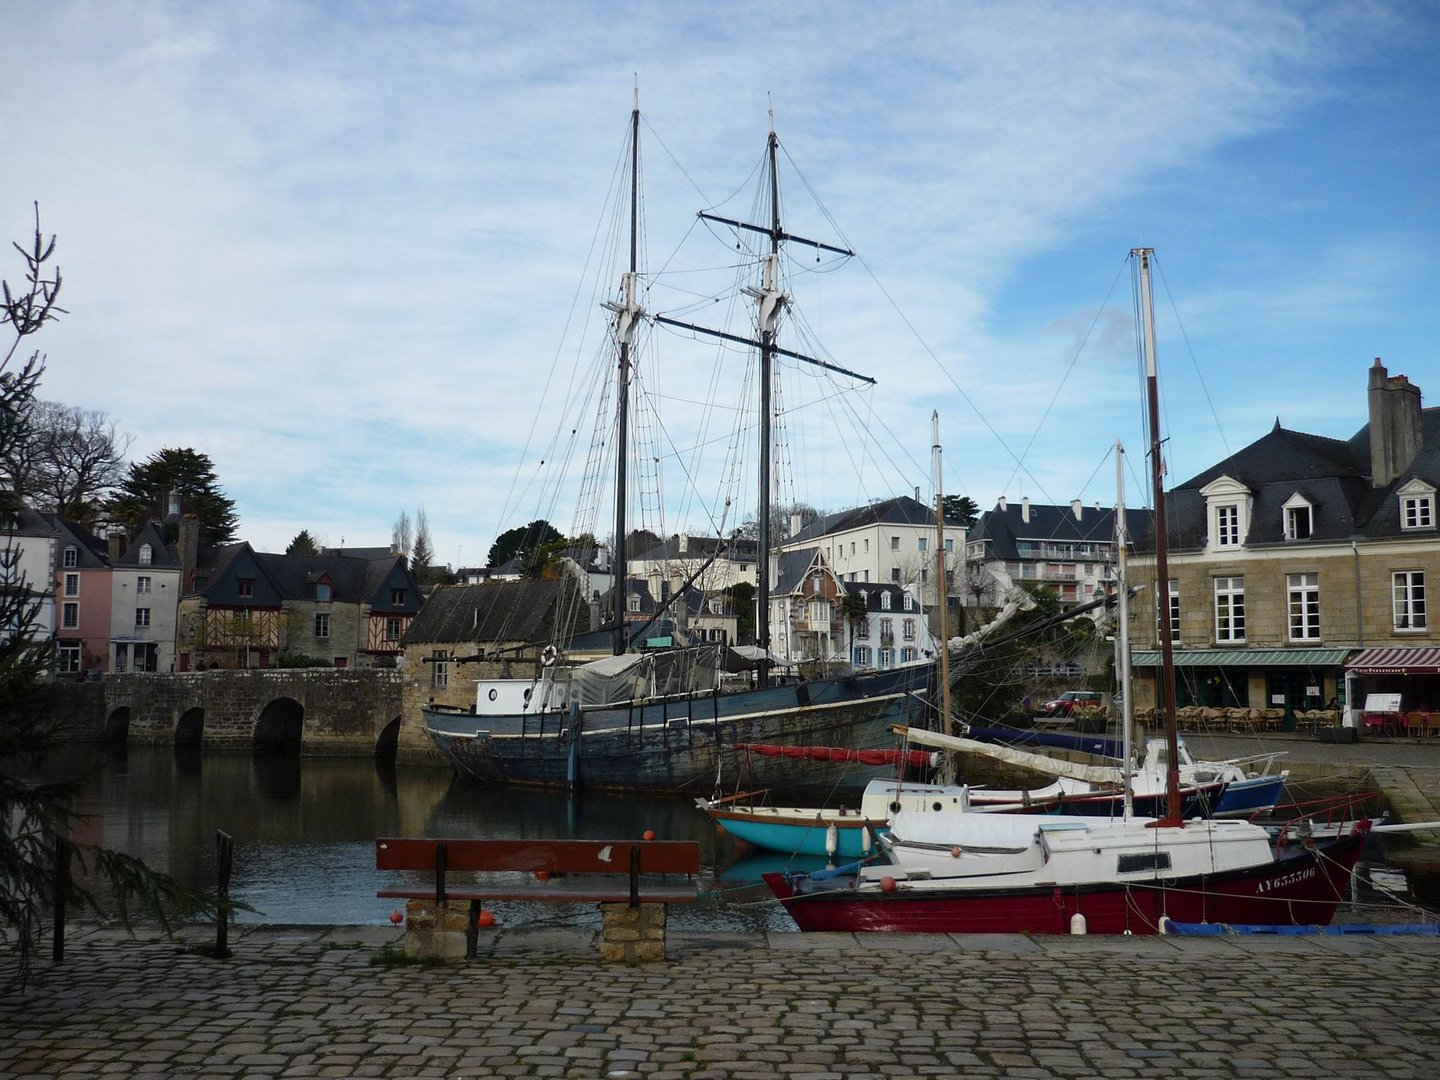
[3,1,1438,568]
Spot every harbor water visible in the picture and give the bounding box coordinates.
[39,744,1440,932]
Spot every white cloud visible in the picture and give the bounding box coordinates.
[2,1,1432,561]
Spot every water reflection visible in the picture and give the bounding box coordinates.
[33,746,1439,932]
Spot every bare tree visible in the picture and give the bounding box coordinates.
[4,399,129,521]
[392,509,412,557]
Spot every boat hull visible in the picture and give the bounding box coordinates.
[423,664,931,797]
[762,827,1369,935]
[706,808,884,858]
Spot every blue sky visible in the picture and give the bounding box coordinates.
[3,1,1438,567]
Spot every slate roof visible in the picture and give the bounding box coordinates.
[968,503,1150,560]
[631,535,758,564]
[1141,407,1440,551]
[786,495,934,545]
[774,548,826,594]
[41,514,108,568]
[403,579,585,646]
[842,581,917,613]
[192,543,421,610]
[117,522,181,569]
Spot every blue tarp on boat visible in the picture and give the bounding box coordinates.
[965,726,1123,760]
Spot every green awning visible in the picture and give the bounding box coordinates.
[642,635,674,648]
[1130,648,1352,668]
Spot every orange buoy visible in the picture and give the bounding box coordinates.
[950,847,961,859]
[642,830,656,841]
[880,876,897,893]
[477,909,495,928]
[388,909,404,925]
[534,870,551,882]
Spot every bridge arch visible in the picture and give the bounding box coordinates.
[253,697,304,751]
[105,706,131,742]
[375,716,401,761]
[175,707,205,746]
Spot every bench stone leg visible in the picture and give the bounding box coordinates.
[404,899,470,962]
[598,902,668,963]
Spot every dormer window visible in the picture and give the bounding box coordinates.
[1200,476,1251,552]
[138,544,153,566]
[238,578,254,598]
[628,593,641,613]
[63,545,78,568]
[315,583,332,602]
[881,592,892,611]
[1282,493,1313,541]
[1399,479,1436,531]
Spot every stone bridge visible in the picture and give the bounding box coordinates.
[76,669,408,757]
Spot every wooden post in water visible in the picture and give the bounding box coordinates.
[212,830,234,959]
[52,834,70,963]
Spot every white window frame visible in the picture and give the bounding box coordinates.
[1287,573,1320,642]
[314,612,330,639]
[63,545,78,568]
[135,607,151,629]
[64,573,78,597]
[62,602,79,629]
[1283,495,1313,541]
[881,592,892,610]
[1156,579,1180,645]
[903,618,916,641]
[1214,576,1245,643]
[57,643,81,674]
[854,645,871,666]
[918,537,927,552]
[1215,504,1240,547]
[878,648,893,668]
[1402,494,1435,531]
[1393,570,1427,631]
[136,575,152,594]
[138,544,153,566]
[432,651,449,689]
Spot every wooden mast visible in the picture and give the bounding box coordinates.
[933,411,951,730]
[608,95,642,657]
[1134,247,1182,826]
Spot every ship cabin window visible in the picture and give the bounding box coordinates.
[1117,851,1171,874]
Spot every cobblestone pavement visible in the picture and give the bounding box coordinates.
[4,924,1440,1079]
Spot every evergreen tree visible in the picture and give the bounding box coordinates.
[487,519,562,568]
[2,209,218,987]
[285,529,319,556]
[106,448,239,546]
[942,494,980,529]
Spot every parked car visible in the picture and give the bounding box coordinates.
[1041,690,1103,717]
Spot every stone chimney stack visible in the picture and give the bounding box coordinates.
[997,496,1007,512]
[789,512,802,537]
[1368,357,1423,488]
[1071,499,1083,521]
[1021,497,1030,524]
[107,530,124,564]
[178,513,200,587]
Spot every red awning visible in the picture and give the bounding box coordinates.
[735,743,936,768]
[1346,646,1440,675]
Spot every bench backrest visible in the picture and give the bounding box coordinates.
[375,838,700,876]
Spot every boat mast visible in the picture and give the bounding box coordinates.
[755,124,782,687]
[933,411,951,731]
[608,94,643,657]
[1134,247,1181,826]
[1115,440,1134,821]
[653,111,867,688]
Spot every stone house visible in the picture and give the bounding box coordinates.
[108,521,183,673]
[398,578,588,726]
[177,543,422,670]
[1129,358,1440,722]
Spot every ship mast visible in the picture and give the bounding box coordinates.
[605,94,644,657]
[933,411,951,731]
[655,114,867,688]
[1134,247,1182,826]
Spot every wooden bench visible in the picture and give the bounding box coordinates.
[375,837,700,962]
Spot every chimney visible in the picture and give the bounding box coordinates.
[1021,497,1030,524]
[178,513,200,585]
[1071,499,1083,521]
[789,512,802,537]
[107,530,124,564]
[1368,357,1423,488]
[166,488,182,522]
[997,496,1007,512]
[678,531,688,554]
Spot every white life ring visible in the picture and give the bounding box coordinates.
[540,645,559,667]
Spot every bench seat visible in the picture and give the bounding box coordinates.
[377,883,697,904]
